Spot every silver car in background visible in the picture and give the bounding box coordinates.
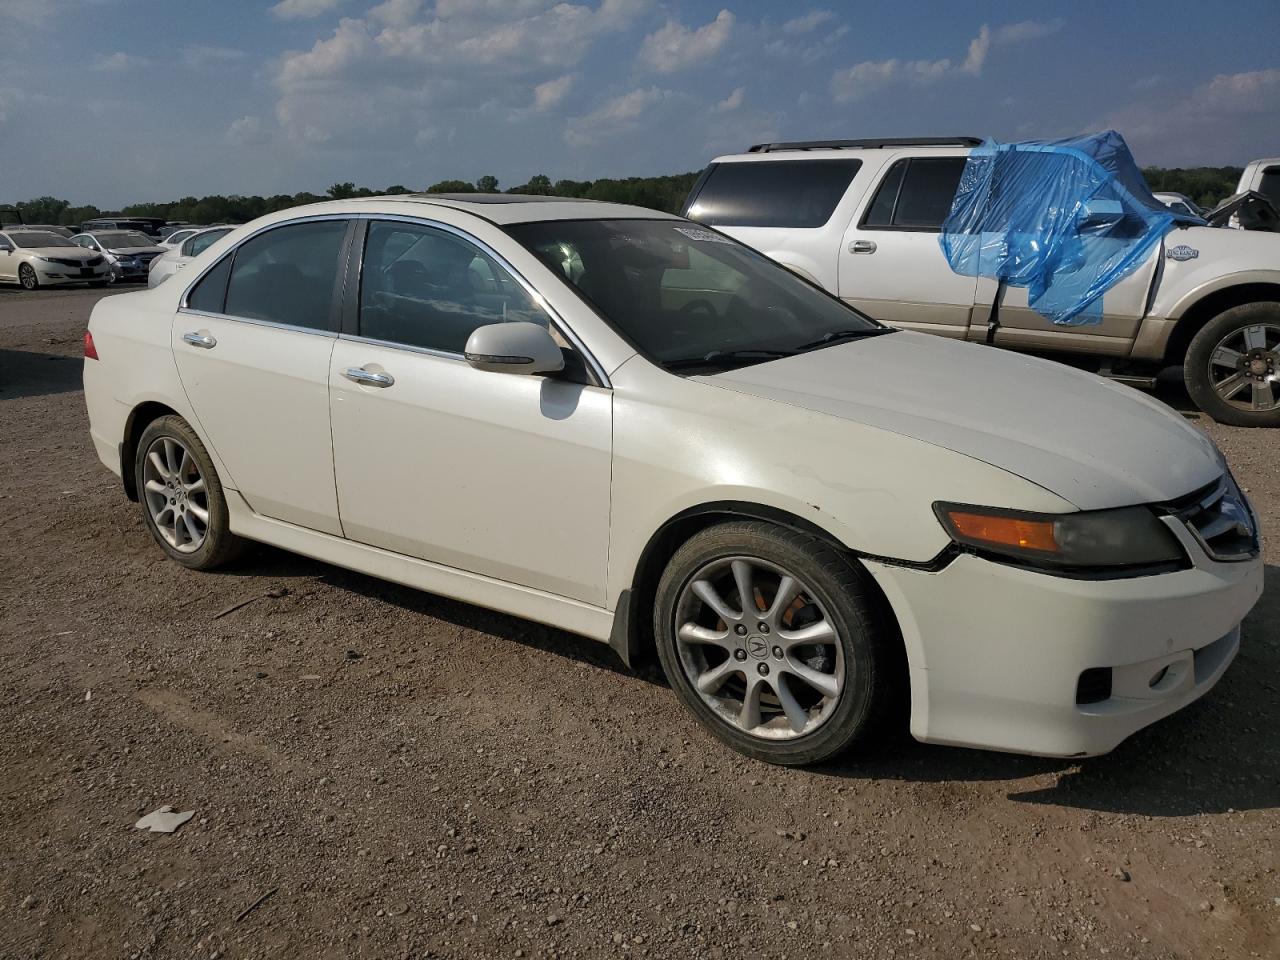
[147,226,232,288]
[73,230,167,283]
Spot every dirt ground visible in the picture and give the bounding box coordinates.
[0,286,1276,960]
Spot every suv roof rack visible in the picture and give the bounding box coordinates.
[747,137,983,153]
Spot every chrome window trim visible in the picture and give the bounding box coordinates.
[176,209,610,387]
[354,213,611,388]
[177,307,339,339]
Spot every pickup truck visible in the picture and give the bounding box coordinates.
[684,137,1280,426]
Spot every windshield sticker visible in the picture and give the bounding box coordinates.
[674,226,732,244]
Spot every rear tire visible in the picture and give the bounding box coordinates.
[134,415,246,570]
[18,264,39,290]
[1184,302,1280,427]
[653,520,900,766]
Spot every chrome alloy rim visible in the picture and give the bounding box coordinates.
[142,436,208,553]
[1209,323,1279,412]
[673,556,845,740]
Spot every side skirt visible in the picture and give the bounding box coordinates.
[225,491,616,644]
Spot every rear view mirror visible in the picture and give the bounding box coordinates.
[464,321,565,376]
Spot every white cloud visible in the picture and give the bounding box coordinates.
[93,52,148,72]
[715,86,745,112]
[565,86,668,145]
[532,74,573,111]
[226,115,270,146]
[271,0,343,19]
[368,0,422,27]
[639,9,734,73]
[1095,68,1280,166]
[182,45,247,67]
[781,10,835,35]
[830,19,1056,102]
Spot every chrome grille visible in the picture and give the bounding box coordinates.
[1173,476,1258,562]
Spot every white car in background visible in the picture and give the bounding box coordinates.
[157,226,208,251]
[1152,192,1204,217]
[0,228,110,289]
[148,226,233,288]
[1236,158,1280,207]
[72,230,166,283]
[83,195,1262,766]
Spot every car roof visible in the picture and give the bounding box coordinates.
[342,193,682,225]
[711,137,981,164]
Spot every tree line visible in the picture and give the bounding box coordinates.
[3,172,702,228]
[3,166,1244,228]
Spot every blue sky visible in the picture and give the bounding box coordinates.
[2,0,1279,208]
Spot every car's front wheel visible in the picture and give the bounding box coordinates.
[134,415,245,570]
[18,263,39,290]
[654,521,899,766]
[1184,302,1280,427]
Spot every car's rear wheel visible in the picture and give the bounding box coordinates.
[134,415,245,570]
[1184,302,1280,427]
[18,264,39,290]
[654,521,898,766]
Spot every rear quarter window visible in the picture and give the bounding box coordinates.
[687,159,862,229]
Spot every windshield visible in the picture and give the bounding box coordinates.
[96,231,155,248]
[504,219,885,371]
[10,231,76,248]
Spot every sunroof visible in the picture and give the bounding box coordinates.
[407,193,588,204]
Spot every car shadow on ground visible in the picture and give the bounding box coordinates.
[218,543,665,686]
[0,347,83,400]
[220,544,1275,816]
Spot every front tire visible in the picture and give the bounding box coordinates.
[653,521,900,766]
[134,415,245,570]
[18,263,39,290]
[1184,302,1280,426]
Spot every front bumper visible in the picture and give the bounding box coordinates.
[111,258,156,279]
[33,260,109,283]
[864,543,1263,758]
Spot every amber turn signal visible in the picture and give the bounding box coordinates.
[943,510,1059,554]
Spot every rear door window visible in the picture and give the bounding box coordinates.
[861,157,966,231]
[222,219,348,330]
[688,159,862,228]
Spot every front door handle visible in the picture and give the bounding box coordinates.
[849,240,877,255]
[343,367,395,388]
[182,331,217,349]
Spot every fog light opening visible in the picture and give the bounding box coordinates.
[1148,666,1170,689]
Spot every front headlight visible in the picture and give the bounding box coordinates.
[934,502,1185,571]
[34,256,56,263]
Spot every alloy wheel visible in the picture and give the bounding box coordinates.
[142,436,209,553]
[673,556,845,740]
[19,264,37,290]
[1208,323,1280,412]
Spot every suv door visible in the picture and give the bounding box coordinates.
[328,218,612,605]
[839,154,978,337]
[173,217,351,535]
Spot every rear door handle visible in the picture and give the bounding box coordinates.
[182,332,216,349]
[343,367,395,388]
[849,240,877,254]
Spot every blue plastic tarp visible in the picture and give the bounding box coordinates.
[938,130,1203,325]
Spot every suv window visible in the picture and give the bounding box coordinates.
[862,157,966,231]
[688,159,862,229]
[1259,166,1280,207]
[221,219,347,330]
[358,220,555,354]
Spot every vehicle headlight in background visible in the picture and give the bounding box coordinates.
[934,502,1185,570]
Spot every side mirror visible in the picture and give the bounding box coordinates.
[464,321,565,376]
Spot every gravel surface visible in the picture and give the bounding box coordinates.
[1,287,1276,960]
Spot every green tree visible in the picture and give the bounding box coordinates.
[425,179,476,193]
[475,175,499,193]
[385,184,412,195]
[327,182,358,200]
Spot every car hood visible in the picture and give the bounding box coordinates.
[697,331,1222,510]
[106,246,164,256]
[26,246,98,259]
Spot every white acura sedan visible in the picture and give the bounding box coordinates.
[83,195,1263,765]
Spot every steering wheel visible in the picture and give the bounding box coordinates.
[678,298,718,318]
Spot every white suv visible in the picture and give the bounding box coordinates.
[685,138,1280,426]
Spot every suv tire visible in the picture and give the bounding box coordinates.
[1184,302,1280,427]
